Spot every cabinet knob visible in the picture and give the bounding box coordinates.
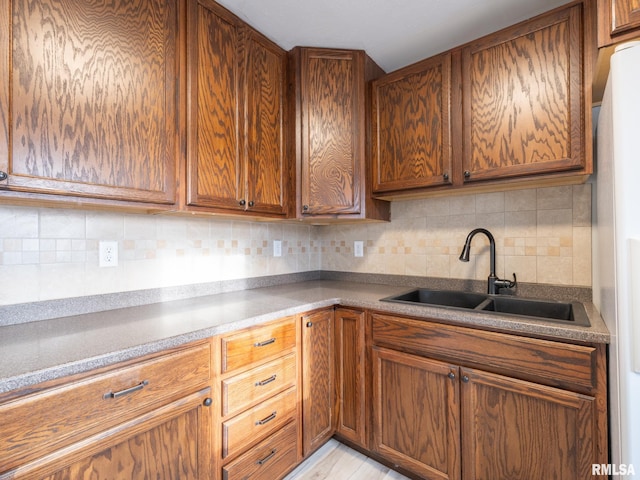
[463,171,471,179]
[448,372,455,380]
[443,173,449,181]
[462,375,470,383]
[203,397,213,407]
[248,200,254,207]
[302,205,309,211]
[0,171,7,181]
[306,321,313,328]
[239,199,246,206]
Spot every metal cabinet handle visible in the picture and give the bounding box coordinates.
[255,375,277,387]
[203,397,213,407]
[104,380,149,399]
[254,338,276,347]
[302,205,309,211]
[248,200,254,207]
[256,449,277,465]
[448,372,455,380]
[462,375,470,383]
[443,173,449,181]
[239,199,246,206]
[306,321,313,328]
[463,170,471,179]
[0,171,7,181]
[255,411,277,426]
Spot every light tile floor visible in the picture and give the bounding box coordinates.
[284,439,411,480]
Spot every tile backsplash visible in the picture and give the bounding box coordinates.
[0,184,591,306]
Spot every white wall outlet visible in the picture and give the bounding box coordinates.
[99,241,119,267]
[354,240,364,257]
[273,240,282,257]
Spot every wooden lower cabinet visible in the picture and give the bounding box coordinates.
[372,347,461,480]
[461,367,598,479]
[301,309,335,457]
[27,388,213,480]
[370,313,608,480]
[334,308,367,448]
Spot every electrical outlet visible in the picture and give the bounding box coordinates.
[99,241,118,267]
[273,240,282,257]
[354,241,364,257]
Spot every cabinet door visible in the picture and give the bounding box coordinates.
[301,309,335,457]
[186,0,243,210]
[334,308,367,447]
[372,53,453,193]
[462,4,585,183]
[298,48,363,216]
[243,30,288,215]
[8,388,213,480]
[461,367,600,480]
[610,0,640,35]
[372,347,461,480]
[0,0,178,205]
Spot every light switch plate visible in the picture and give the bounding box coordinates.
[354,241,364,257]
[273,240,282,257]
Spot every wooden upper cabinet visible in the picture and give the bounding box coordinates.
[290,47,389,221]
[372,53,454,193]
[462,4,586,183]
[186,0,288,217]
[598,0,640,46]
[0,0,179,206]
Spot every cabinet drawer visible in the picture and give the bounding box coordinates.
[222,387,297,459]
[0,342,211,473]
[222,352,296,417]
[222,421,298,480]
[222,317,296,373]
[371,313,597,392]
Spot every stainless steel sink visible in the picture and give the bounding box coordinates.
[381,288,590,326]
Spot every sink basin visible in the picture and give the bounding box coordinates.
[478,296,590,326]
[381,288,590,326]
[381,289,488,309]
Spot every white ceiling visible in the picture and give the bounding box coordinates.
[216,0,572,72]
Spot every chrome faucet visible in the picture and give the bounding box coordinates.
[459,228,517,295]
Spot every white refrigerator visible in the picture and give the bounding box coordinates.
[594,40,640,476]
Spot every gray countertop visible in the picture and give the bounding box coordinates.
[0,280,609,396]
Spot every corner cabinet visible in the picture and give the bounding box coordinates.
[185,0,290,218]
[0,0,179,208]
[371,53,454,193]
[289,47,390,222]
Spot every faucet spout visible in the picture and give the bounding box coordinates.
[459,228,515,295]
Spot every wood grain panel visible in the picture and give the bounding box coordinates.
[221,317,296,373]
[461,367,597,479]
[611,0,640,34]
[244,31,287,215]
[372,347,460,480]
[463,5,584,182]
[187,0,241,209]
[302,309,335,456]
[222,421,298,480]
[221,352,296,417]
[7,0,176,203]
[334,308,367,447]
[0,0,8,175]
[371,313,597,392]
[372,53,452,192]
[301,50,361,215]
[0,342,211,474]
[221,387,297,459]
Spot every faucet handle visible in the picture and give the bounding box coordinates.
[495,273,517,291]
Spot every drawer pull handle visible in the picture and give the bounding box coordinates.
[254,338,276,347]
[255,411,277,426]
[256,449,277,465]
[104,380,149,400]
[255,374,277,387]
